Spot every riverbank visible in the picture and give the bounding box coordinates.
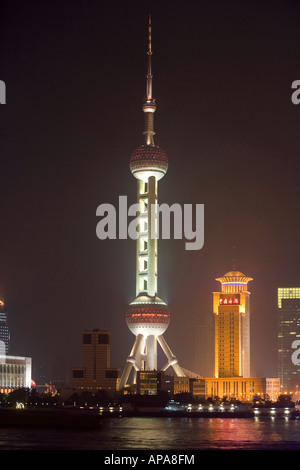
[0,404,298,427]
[0,407,102,427]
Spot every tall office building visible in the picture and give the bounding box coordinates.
[119,17,184,389]
[277,287,300,392]
[0,300,10,355]
[72,329,120,392]
[213,270,253,378]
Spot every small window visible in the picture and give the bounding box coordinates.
[105,369,118,379]
[73,369,84,379]
[83,334,91,344]
[98,334,109,345]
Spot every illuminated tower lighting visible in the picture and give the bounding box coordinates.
[213,270,253,378]
[119,16,185,389]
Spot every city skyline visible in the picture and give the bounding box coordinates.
[0,1,300,384]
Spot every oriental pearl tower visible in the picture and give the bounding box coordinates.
[119,16,185,389]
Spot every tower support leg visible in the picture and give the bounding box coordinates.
[120,333,185,389]
[157,334,185,376]
[119,334,145,389]
[145,334,157,370]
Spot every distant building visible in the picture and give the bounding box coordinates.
[72,329,120,392]
[0,300,10,354]
[277,288,300,392]
[266,378,281,401]
[208,269,281,401]
[213,270,253,378]
[204,377,280,402]
[0,300,32,393]
[137,371,190,397]
[0,355,32,393]
[189,378,206,398]
[135,371,281,402]
[137,371,162,395]
[172,376,190,396]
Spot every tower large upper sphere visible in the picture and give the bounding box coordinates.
[129,143,168,181]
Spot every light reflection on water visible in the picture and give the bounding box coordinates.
[0,417,300,450]
[106,417,300,450]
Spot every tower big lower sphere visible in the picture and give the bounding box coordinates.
[119,17,185,390]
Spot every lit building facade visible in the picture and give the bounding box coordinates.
[137,371,160,395]
[190,378,206,398]
[0,300,32,393]
[137,371,189,397]
[266,378,281,401]
[0,300,10,354]
[0,355,32,393]
[213,270,253,378]
[119,17,184,389]
[277,288,300,392]
[72,329,119,392]
[204,377,280,402]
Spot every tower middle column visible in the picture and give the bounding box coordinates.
[147,175,157,297]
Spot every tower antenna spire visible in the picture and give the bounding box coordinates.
[143,14,156,145]
[148,14,152,55]
[147,14,152,98]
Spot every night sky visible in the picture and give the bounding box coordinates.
[1,0,300,384]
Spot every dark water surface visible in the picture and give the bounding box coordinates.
[1,416,300,450]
